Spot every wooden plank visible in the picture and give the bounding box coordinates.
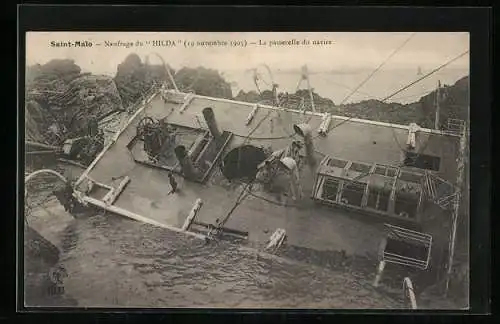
[179,93,195,113]
[26,150,58,155]
[85,176,113,190]
[245,104,259,125]
[80,195,206,240]
[188,133,208,157]
[182,198,203,231]
[25,141,60,151]
[191,221,248,237]
[103,176,131,205]
[200,132,233,182]
[57,158,88,169]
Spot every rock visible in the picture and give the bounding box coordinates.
[114,53,173,108]
[25,59,124,146]
[174,67,233,99]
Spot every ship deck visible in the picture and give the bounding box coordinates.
[75,91,461,259]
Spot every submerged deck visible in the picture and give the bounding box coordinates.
[75,91,461,258]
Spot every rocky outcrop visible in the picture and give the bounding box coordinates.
[333,99,424,127]
[234,88,335,112]
[234,90,261,103]
[25,59,123,145]
[419,76,469,128]
[25,55,469,147]
[233,75,468,128]
[174,67,233,99]
[113,53,173,108]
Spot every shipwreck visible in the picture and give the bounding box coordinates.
[25,62,468,304]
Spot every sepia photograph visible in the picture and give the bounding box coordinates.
[23,31,469,309]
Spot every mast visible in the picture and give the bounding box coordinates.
[252,69,262,95]
[434,80,441,130]
[296,65,316,113]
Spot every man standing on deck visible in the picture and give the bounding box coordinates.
[168,172,178,194]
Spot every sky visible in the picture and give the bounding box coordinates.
[26,32,469,74]
[25,32,469,103]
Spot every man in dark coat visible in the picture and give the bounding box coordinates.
[168,172,178,194]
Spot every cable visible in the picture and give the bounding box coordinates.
[339,33,417,105]
[214,106,278,234]
[309,49,469,141]
[327,80,375,101]
[391,88,436,102]
[245,189,303,209]
[380,51,469,103]
[215,101,304,233]
[232,133,295,141]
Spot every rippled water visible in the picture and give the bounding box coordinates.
[23,161,410,309]
[25,209,407,309]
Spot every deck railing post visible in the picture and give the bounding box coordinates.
[444,124,467,296]
[373,260,386,287]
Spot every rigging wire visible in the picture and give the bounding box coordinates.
[386,77,454,160]
[380,50,469,103]
[216,103,279,233]
[390,88,437,101]
[232,45,461,163]
[214,90,305,233]
[339,33,417,106]
[299,33,416,125]
[304,51,467,186]
[309,49,469,141]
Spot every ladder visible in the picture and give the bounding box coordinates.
[444,118,466,136]
[422,172,455,210]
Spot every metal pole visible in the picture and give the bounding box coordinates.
[26,141,60,151]
[403,277,418,309]
[166,64,179,92]
[304,65,316,113]
[435,80,441,130]
[444,124,467,295]
[373,260,386,287]
[149,53,179,92]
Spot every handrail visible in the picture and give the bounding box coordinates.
[24,169,70,225]
[403,277,418,309]
[25,169,68,187]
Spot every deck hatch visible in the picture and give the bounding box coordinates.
[127,121,233,184]
[382,224,432,270]
[404,151,441,171]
